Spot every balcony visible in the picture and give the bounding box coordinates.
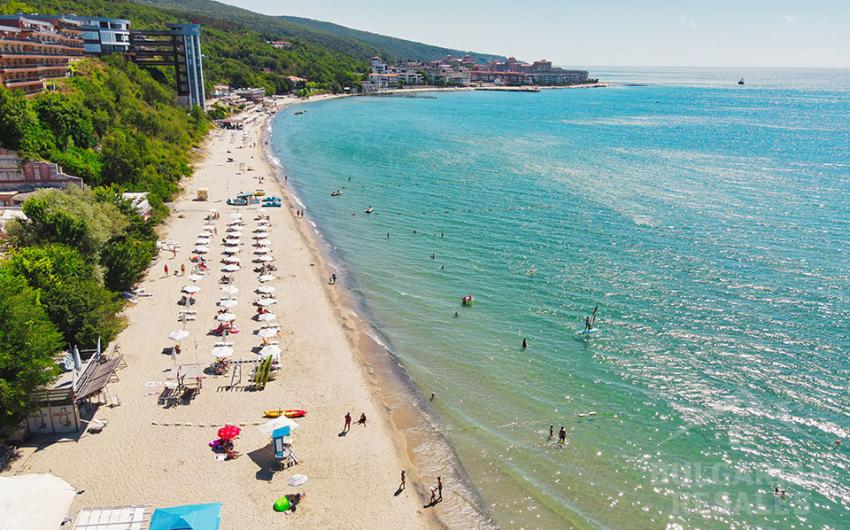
[0,65,69,74]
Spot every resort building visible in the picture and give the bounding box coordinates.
[0,14,85,96]
[0,148,83,193]
[129,23,206,109]
[234,87,266,102]
[64,16,131,55]
[361,55,424,92]
[424,63,472,87]
[0,14,207,107]
[471,57,589,86]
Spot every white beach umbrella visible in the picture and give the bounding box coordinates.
[253,228,268,234]
[187,273,204,282]
[195,237,210,245]
[223,256,240,264]
[218,299,238,309]
[221,286,239,295]
[222,264,241,272]
[222,248,239,255]
[258,274,276,283]
[227,219,242,226]
[254,248,270,254]
[257,285,276,294]
[225,237,241,244]
[256,255,274,263]
[217,313,236,322]
[182,285,201,294]
[256,298,277,307]
[288,474,308,487]
[226,226,241,233]
[258,344,282,358]
[193,246,210,254]
[257,239,272,246]
[257,327,278,338]
[210,345,234,358]
[230,213,242,219]
[168,329,190,341]
[257,313,277,322]
[257,416,298,435]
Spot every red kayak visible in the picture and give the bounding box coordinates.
[264,409,306,418]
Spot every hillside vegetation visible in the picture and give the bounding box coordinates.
[135,0,505,63]
[20,0,368,94]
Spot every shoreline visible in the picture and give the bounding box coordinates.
[4,95,436,529]
[261,96,497,528]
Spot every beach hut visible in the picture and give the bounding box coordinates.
[149,503,222,530]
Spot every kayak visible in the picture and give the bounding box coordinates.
[263,409,307,418]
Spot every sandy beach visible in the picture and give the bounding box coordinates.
[5,95,441,529]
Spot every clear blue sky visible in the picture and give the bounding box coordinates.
[218,0,849,68]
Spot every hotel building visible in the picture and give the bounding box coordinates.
[0,15,85,96]
[129,23,206,109]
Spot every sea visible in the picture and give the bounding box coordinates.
[270,68,850,529]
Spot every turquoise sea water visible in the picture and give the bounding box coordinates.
[272,70,850,529]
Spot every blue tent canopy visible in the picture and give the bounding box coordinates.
[271,426,291,438]
[149,503,222,530]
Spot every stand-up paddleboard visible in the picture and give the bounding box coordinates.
[577,327,598,336]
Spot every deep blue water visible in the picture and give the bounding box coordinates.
[272,71,850,529]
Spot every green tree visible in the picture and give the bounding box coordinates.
[0,269,63,435]
[7,187,128,258]
[0,1,33,15]
[32,92,95,150]
[5,245,124,347]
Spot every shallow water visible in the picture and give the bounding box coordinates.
[272,71,850,529]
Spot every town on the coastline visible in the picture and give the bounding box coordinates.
[361,54,592,92]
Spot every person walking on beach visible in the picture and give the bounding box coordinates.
[343,412,352,433]
[558,426,567,445]
[180,264,186,276]
[357,412,367,426]
[429,487,437,505]
[399,470,406,491]
[163,264,169,277]
[437,476,443,501]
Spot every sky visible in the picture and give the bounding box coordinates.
[217,0,850,68]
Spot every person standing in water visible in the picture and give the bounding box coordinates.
[522,338,528,349]
[558,426,567,445]
[548,425,554,439]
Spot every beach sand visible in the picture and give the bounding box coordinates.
[4,95,439,529]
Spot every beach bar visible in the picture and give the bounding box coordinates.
[18,342,122,439]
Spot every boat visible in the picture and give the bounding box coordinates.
[461,294,474,306]
[330,190,342,197]
[738,78,745,85]
[264,409,307,418]
[364,206,374,214]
